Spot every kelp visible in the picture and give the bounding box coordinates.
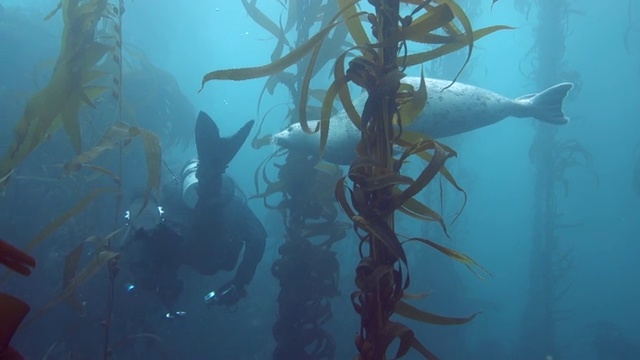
[255,151,346,359]
[240,2,351,358]
[0,187,114,285]
[516,0,588,358]
[0,0,115,186]
[59,228,124,317]
[550,139,597,197]
[21,244,120,329]
[1,114,159,286]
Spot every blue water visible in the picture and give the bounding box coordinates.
[1,0,638,359]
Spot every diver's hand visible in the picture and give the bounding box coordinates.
[204,282,245,307]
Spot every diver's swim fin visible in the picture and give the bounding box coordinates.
[195,111,254,172]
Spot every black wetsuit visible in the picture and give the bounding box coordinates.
[127,175,266,310]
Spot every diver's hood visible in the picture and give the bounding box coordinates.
[195,111,254,173]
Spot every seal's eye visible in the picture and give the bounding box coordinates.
[287,127,293,132]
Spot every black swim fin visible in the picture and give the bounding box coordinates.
[195,111,254,173]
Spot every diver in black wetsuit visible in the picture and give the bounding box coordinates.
[123,111,266,316]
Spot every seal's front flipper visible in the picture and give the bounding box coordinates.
[195,111,254,172]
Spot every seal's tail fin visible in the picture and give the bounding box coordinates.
[518,82,574,125]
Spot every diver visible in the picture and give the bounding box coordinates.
[122,111,266,318]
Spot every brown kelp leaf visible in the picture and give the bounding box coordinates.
[241,0,290,50]
[410,336,440,360]
[337,0,370,49]
[395,300,480,325]
[133,127,162,209]
[249,180,287,200]
[256,74,281,115]
[199,0,361,90]
[298,32,328,136]
[43,1,63,20]
[406,237,491,280]
[387,142,452,215]
[403,25,513,67]
[298,10,367,142]
[402,291,431,300]
[334,47,367,129]
[397,68,427,128]
[27,188,113,252]
[80,164,120,183]
[394,189,449,236]
[384,321,416,359]
[79,85,110,109]
[335,177,357,220]
[376,3,454,46]
[86,227,124,251]
[63,243,84,289]
[0,0,113,185]
[350,173,414,192]
[284,0,297,33]
[394,132,467,222]
[431,0,475,85]
[352,215,407,265]
[22,250,120,329]
[355,261,395,293]
[317,78,349,157]
[61,105,82,153]
[0,188,116,287]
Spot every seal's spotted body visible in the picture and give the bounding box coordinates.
[273,77,573,164]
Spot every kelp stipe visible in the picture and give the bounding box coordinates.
[514,0,593,358]
[244,2,347,357]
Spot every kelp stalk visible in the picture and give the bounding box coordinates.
[518,0,574,358]
[353,1,402,358]
[243,2,344,358]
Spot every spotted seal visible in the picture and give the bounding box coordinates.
[272,77,574,164]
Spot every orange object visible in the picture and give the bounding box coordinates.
[0,293,30,360]
[0,238,35,359]
[0,239,35,276]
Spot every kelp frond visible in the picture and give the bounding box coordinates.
[0,0,122,187]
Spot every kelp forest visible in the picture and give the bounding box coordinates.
[0,0,638,359]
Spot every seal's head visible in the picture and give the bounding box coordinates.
[271,120,321,155]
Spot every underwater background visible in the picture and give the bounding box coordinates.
[0,0,638,359]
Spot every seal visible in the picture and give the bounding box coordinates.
[272,77,574,164]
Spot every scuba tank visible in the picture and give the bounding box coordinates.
[181,158,235,209]
[181,159,199,209]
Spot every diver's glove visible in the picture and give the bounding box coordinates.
[164,311,187,320]
[204,282,246,307]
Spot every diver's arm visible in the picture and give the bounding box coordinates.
[230,202,266,291]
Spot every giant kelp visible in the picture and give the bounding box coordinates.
[0,0,112,185]
[201,1,505,358]
[244,2,348,358]
[515,0,593,358]
[0,0,161,259]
